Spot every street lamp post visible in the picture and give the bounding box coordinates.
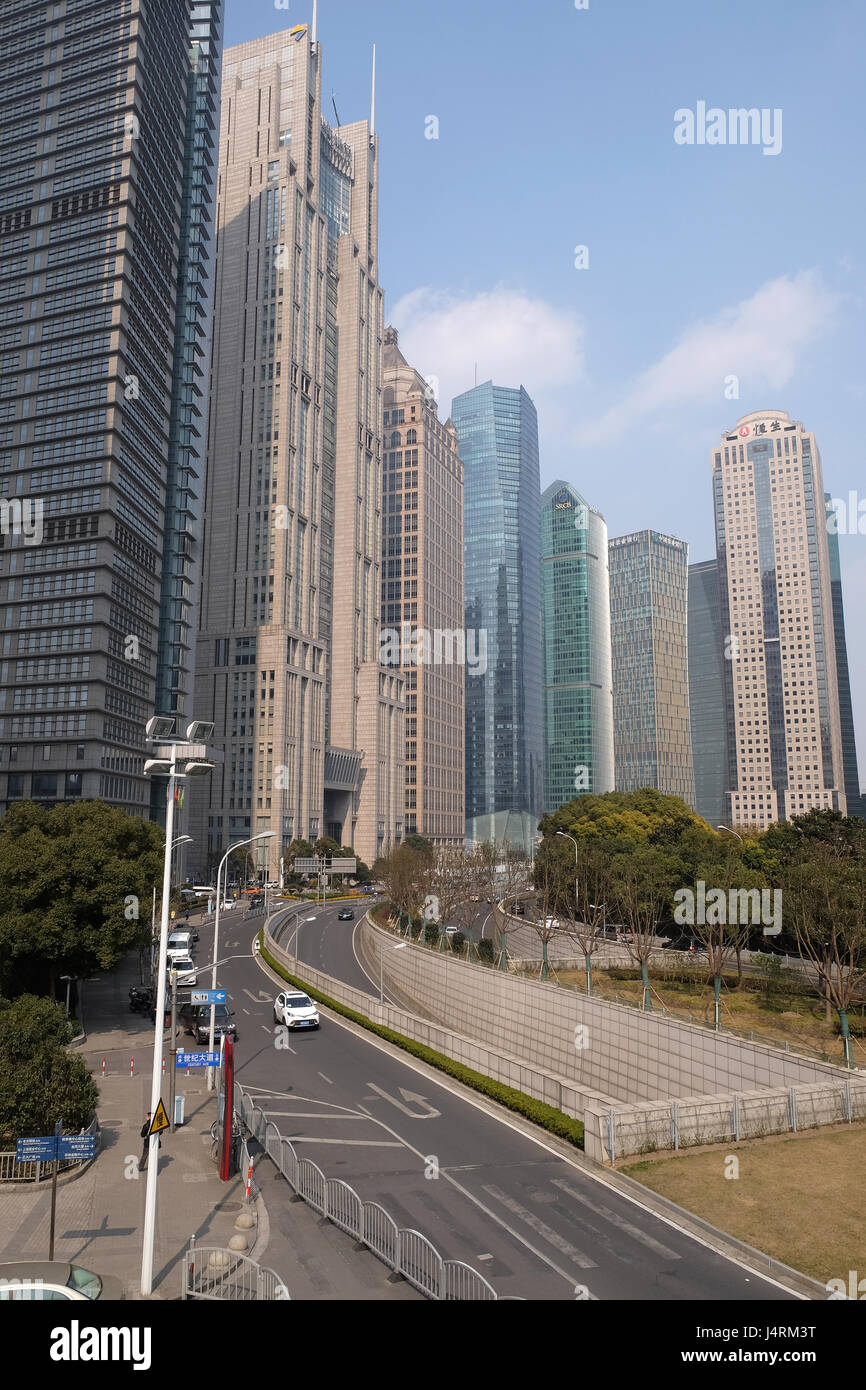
[140,718,217,1298]
[208,830,275,1092]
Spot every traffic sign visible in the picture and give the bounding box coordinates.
[176,1051,221,1068]
[15,1137,56,1163]
[57,1135,96,1161]
[294,858,317,872]
[190,989,226,1005]
[330,858,356,872]
[148,1099,170,1136]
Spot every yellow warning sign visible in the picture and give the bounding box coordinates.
[149,1099,170,1136]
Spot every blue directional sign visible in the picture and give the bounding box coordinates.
[189,989,226,1005]
[176,1051,221,1068]
[57,1135,96,1161]
[16,1137,56,1162]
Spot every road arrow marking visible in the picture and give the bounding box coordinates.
[366,1082,440,1119]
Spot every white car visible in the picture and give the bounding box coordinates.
[221,899,237,911]
[273,991,320,1030]
[168,956,197,986]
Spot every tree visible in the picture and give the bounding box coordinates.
[0,995,98,1139]
[684,842,754,1030]
[0,801,164,998]
[403,833,434,856]
[376,843,434,929]
[543,788,712,852]
[610,844,681,1011]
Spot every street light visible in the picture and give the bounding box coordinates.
[140,717,217,1297]
[556,830,580,915]
[717,825,743,842]
[208,830,275,1092]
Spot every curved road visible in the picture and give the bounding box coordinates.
[200,901,801,1302]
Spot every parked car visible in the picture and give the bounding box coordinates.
[167,956,197,986]
[273,991,320,1030]
[179,1001,237,1043]
[220,899,237,911]
[0,1261,124,1301]
[337,908,354,921]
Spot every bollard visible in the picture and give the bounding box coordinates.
[246,1161,253,1201]
[162,1057,166,1075]
[101,1056,106,1076]
[130,1056,134,1077]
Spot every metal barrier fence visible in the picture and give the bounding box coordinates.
[235,1083,507,1300]
[0,1116,100,1184]
[183,1245,289,1300]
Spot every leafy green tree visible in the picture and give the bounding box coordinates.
[542,788,712,853]
[0,995,98,1139]
[403,833,434,856]
[0,801,163,997]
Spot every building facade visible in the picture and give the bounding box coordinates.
[0,0,222,823]
[712,410,846,828]
[382,327,464,846]
[825,494,865,820]
[540,481,614,812]
[191,27,402,878]
[451,381,543,850]
[687,558,728,827]
[609,530,695,805]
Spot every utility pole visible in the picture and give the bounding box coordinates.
[169,967,178,1133]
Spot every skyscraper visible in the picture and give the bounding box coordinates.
[0,0,223,820]
[825,495,865,820]
[540,481,614,812]
[688,559,728,826]
[451,381,543,851]
[192,27,403,877]
[712,410,846,828]
[609,530,695,805]
[382,328,464,846]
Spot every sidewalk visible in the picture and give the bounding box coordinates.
[0,939,422,1300]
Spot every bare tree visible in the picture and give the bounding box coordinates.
[610,845,680,1011]
[785,849,866,1067]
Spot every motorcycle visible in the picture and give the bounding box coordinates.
[129,985,154,1015]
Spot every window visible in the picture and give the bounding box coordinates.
[65,773,82,798]
[76,744,85,760]
[7,774,23,798]
[32,773,58,798]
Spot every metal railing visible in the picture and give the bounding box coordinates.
[183,1245,289,1300]
[235,1084,507,1300]
[0,1116,100,1185]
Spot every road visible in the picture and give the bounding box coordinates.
[184,900,804,1301]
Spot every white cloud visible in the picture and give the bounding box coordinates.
[577,270,839,446]
[389,286,585,416]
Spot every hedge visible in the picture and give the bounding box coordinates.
[258,934,584,1149]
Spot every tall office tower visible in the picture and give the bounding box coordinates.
[712,410,846,829]
[609,530,695,805]
[193,27,403,878]
[382,328,464,846]
[451,381,543,853]
[688,559,728,826]
[540,481,614,812]
[0,0,223,820]
[825,494,865,820]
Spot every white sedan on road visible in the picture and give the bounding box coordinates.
[168,956,198,986]
[273,991,320,1030]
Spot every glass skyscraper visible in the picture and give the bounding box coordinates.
[825,494,865,820]
[540,481,614,812]
[0,0,223,822]
[688,558,728,826]
[609,530,695,805]
[451,382,543,847]
[712,411,845,828]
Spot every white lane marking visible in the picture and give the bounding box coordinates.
[481,1185,597,1269]
[551,1178,682,1261]
[366,1082,440,1119]
[318,1072,333,1085]
[283,1137,404,1147]
[242,1008,250,1015]
[244,988,272,1003]
[351,919,399,1005]
[255,1112,372,1120]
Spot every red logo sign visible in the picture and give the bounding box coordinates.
[738,426,750,437]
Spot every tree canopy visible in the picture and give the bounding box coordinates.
[0,994,98,1139]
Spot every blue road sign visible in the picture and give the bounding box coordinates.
[176,1051,221,1068]
[189,989,226,1005]
[57,1135,96,1161]
[16,1137,57,1162]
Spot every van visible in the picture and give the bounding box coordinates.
[167,930,193,961]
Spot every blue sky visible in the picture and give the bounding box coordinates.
[226,0,866,783]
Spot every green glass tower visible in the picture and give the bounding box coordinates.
[541,482,614,812]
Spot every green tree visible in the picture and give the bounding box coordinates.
[0,801,164,997]
[403,833,434,856]
[610,844,682,1011]
[0,995,98,1139]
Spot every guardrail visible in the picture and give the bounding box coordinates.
[234,1084,508,1301]
[0,1116,100,1184]
[183,1244,288,1300]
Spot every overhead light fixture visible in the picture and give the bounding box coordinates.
[143,758,173,775]
[145,715,176,742]
[186,720,215,744]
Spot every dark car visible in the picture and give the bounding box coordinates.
[249,894,264,909]
[178,1001,237,1044]
[337,908,354,921]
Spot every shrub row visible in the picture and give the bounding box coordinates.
[258,935,584,1149]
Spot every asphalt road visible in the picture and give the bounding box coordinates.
[180,900,804,1302]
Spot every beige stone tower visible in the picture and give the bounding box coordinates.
[191,28,402,876]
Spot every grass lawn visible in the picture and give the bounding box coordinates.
[622,1123,866,1284]
[554,965,865,1068]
